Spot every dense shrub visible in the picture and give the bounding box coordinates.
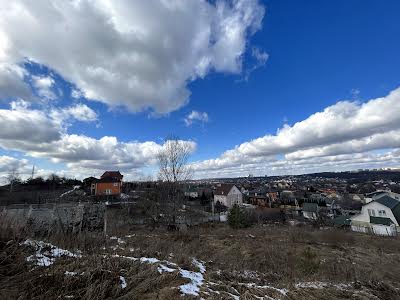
[228,204,254,229]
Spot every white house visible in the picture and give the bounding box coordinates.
[214,184,243,208]
[302,202,319,220]
[364,190,400,204]
[184,189,198,198]
[350,195,400,236]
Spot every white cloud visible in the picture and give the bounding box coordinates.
[0,155,31,184]
[242,46,269,81]
[0,0,265,113]
[32,75,56,100]
[0,101,99,156]
[0,101,196,179]
[71,88,83,99]
[0,63,32,99]
[0,101,61,144]
[50,103,98,124]
[184,110,209,126]
[191,87,400,177]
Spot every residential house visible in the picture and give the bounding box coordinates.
[214,184,243,208]
[302,202,319,220]
[184,186,199,198]
[364,190,400,204]
[247,188,270,207]
[91,171,123,196]
[351,195,400,236]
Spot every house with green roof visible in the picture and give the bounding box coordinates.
[350,195,400,236]
[302,202,319,220]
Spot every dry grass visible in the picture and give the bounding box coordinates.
[1,220,400,299]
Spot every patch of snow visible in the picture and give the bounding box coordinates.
[192,258,206,273]
[109,236,118,240]
[140,257,160,264]
[295,282,352,290]
[120,276,127,289]
[120,193,130,200]
[125,234,135,238]
[179,258,207,296]
[22,239,81,267]
[239,282,288,296]
[65,271,78,276]
[117,238,126,244]
[26,253,54,267]
[179,269,204,296]
[111,253,206,297]
[158,264,176,274]
[111,245,125,251]
[59,186,80,198]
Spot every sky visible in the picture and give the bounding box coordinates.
[0,0,400,182]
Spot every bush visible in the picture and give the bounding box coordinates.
[299,247,320,276]
[228,204,253,229]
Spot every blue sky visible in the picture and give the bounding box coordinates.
[0,0,400,180]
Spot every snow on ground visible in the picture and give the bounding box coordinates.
[179,258,206,296]
[157,264,176,274]
[295,281,353,290]
[117,238,126,244]
[239,282,288,297]
[110,252,206,297]
[120,193,130,200]
[120,276,127,289]
[179,268,204,296]
[59,186,80,198]
[65,271,78,276]
[22,239,81,267]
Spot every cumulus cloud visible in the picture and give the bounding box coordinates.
[32,75,56,100]
[0,155,31,184]
[191,87,400,177]
[184,110,209,126]
[0,101,61,144]
[0,63,32,100]
[0,101,196,178]
[50,103,98,124]
[0,0,265,113]
[0,101,100,155]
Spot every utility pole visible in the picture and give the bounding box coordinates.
[31,165,35,179]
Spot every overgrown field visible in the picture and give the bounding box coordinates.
[1,223,400,300]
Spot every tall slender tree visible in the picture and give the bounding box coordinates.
[157,136,193,224]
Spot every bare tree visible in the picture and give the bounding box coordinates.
[157,136,193,225]
[7,167,21,192]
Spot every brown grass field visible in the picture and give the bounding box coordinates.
[1,222,400,300]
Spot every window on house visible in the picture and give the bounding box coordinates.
[367,209,376,216]
[113,183,118,187]
[105,189,112,195]
[378,210,386,216]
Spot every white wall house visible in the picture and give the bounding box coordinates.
[350,195,400,236]
[184,191,198,198]
[364,190,400,203]
[214,184,243,209]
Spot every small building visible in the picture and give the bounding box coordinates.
[302,202,319,220]
[364,190,400,204]
[350,195,400,236]
[184,186,199,198]
[247,188,270,207]
[214,184,243,209]
[91,171,123,196]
